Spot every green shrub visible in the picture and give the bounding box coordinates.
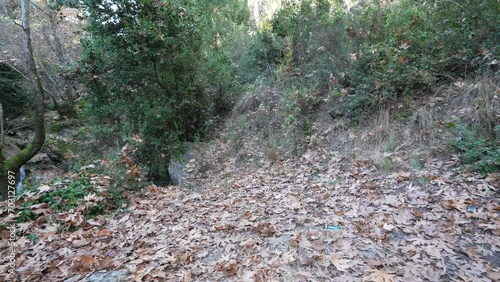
[380,157,398,171]
[270,0,350,88]
[77,0,254,183]
[17,174,93,223]
[450,126,500,174]
[27,233,38,243]
[267,0,499,119]
[16,169,134,224]
[41,176,92,211]
[344,0,499,116]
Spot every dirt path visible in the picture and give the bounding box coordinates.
[2,146,498,281]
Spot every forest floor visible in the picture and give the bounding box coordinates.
[1,139,499,281]
[1,80,500,281]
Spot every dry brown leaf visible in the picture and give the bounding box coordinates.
[99,257,114,269]
[311,241,325,251]
[127,165,140,176]
[240,270,256,282]
[181,270,191,282]
[98,229,113,237]
[76,255,96,271]
[216,262,238,277]
[37,185,52,193]
[331,253,352,272]
[364,269,397,282]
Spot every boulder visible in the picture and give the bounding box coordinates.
[1,137,21,159]
[27,153,65,183]
[168,142,194,187]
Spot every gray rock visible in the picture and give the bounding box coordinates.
[87,269,130,282]
[61,128,75,138]
[28,153,52,166]
[64,274,82,282]
[168,142,194,187]
[65,269,130,282]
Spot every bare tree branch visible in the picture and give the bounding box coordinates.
[0,59,57,98]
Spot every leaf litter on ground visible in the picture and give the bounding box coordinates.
[0,141,499,281]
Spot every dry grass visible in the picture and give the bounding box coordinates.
[227,83,314,162]
[310,76,499,169]
[412,106,433,131]
[216,76,498,173]
[351,109,401,168]
[436,78,498,131]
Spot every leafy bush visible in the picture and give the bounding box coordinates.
[267,0,499,119]
[450,126,500,174]
[76,0,253,183]
[270,0,350,87]
[345,0,499,116]
[15,162,139,224]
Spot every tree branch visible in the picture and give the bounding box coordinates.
[0,60,57,98]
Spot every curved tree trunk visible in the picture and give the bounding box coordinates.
[0,0,45,201]
[0,103,6,200]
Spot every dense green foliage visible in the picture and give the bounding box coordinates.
[0,63,31,118]
[77,0,253,182]
[450,126,500,174]
[266,0,499,119]
[345,0,499,117]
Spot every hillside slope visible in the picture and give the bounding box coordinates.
[1,87,499,281]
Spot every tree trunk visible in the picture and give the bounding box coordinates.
[0,171,8,201]
[0,103,6,201]
[0,103,4,147]
[0,0,46,201]
[44,0,76,105]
